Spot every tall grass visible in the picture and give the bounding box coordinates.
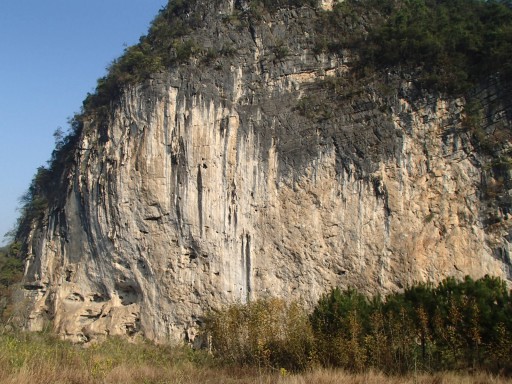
[0,330,211,384]
[1,330,511,384]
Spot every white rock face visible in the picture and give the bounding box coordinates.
[320,0,339,10]
[20,4,511,343]
[22,78,509,343]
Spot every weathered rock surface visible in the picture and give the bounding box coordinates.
[20,1,512,343]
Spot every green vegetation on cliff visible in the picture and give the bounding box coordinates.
[313,0,512,92]
[83,0,512,116]
[363,0,512,93]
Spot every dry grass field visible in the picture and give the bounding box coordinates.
[0,331,511,384]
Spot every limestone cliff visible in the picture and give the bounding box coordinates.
[18,0,512,343]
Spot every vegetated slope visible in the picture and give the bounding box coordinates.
[11,0,512,343]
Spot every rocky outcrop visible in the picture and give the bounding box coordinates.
[20,1,512,343]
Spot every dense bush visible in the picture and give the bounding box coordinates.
[310,287,371,370]
[206,276,512,375]
[0,245,24,324]
[370,0,512,92]
[0,249,22,288]
[311,276,512,374]
[205,298,315,371]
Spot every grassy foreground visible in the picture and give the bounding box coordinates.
[0,331,510,384]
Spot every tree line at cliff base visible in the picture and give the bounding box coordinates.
[206,275,512,375]
[1,245,511,377]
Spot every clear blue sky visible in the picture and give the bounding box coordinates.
[0,0,168,245]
